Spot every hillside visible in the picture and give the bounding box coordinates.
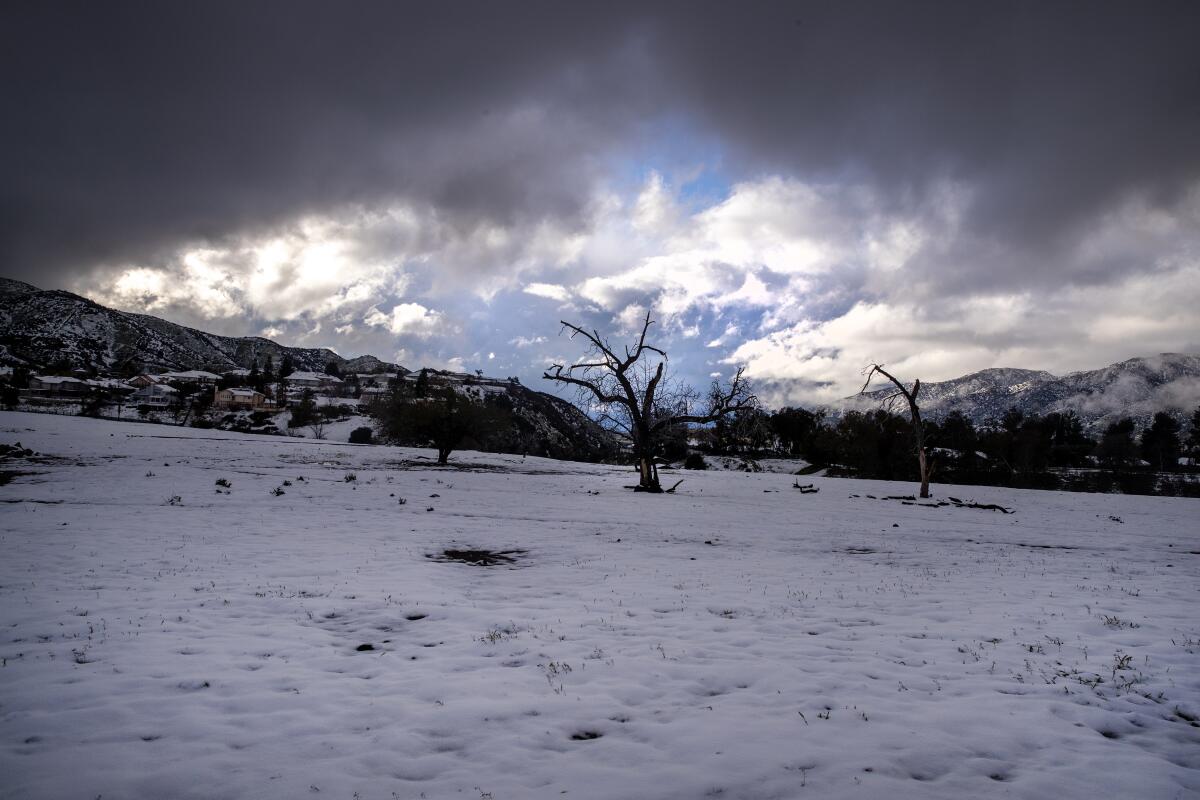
[0,279,398,375]
[851,354,1200,430]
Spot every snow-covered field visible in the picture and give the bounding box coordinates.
[1,412,1198,800]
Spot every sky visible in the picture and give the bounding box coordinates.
[3,1,1199,406]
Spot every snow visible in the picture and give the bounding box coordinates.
[1,411,1198,799]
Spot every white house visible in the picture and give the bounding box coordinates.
[131,384,178,407]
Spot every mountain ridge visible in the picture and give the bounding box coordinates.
[0,280,396,375]
[847,353,1200,431]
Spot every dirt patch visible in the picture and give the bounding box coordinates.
[426,548,528,566]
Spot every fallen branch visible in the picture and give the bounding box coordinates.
[871,493,1013,513]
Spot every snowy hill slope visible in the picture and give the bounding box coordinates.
[1,412,1197,799]
[851,354,1200,430]
[0,279,399,374]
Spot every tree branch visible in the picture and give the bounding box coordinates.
[543,364,630,407]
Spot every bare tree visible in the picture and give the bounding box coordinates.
[860,364,933,498]
[544,310,755,492]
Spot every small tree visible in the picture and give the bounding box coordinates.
[289,390,318,429]
[543,310,754,492]
[860,364,934,497]
[375,386,506,465]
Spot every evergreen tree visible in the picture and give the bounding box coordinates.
[249,362,263,393]
[1187,405,1200,465]
[279,354,295,378]
[263,356,275,382]
[1096,418,1137,468]
[1140,412,1181,471]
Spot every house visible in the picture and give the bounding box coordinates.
[285,371,343,388]
[87,378,135,395]
[222,368,252,379]
[213,387,273,410]
[28,375,91,396]
[158,370,221,386]
[130,384,178,407]
[128,374,167,388]
[359,386,390,400]
[355,373,399,387]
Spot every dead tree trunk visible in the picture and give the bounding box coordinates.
[861,364,934,498]
[544,310,754,494]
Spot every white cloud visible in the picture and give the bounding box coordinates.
[364,302,444,338]
[77,168,1200,405]
[523,283,572,302]
[509,335,547,348]
[729,263,1200,406]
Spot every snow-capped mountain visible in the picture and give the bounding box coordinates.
[0,278,398,374]
[850,354,1200,430]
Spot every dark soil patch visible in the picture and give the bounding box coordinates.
[426,548,527,566]
[570,731,602,741]
[844,547,876,555]
[0,470,35,486]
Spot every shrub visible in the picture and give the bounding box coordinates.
[683,453,708,470]
[349,426,373,444]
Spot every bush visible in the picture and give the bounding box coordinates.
[683,453,708,470]
[349,426,373,444]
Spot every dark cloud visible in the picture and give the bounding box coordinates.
[2,0,1198,293]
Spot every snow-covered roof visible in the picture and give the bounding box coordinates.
[287,371,343,383]
[160,370,221,380]
[32,375,88,385]
[225,388,264,398]
[223,368,252,377]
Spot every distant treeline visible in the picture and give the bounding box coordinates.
[690,406,1200,497]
